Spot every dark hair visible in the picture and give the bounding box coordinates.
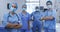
[44,8,48,12]
[46,1,52,5]
[35,6,39,9]
[22,4,27,8]
[40,6,44,10]
[7,3,10,9]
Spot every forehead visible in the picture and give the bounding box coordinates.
[22,5,27,7]
[47,2,52,5]
[47,3,51,4]
[12,4,16,6]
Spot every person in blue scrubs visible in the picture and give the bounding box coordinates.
[41,1,56,32]
[3,3,22,32]
[31,6,44,32]
[19,4,32,32]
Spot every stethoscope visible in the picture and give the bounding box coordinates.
[5,13,20,32]
[7,13,20,24]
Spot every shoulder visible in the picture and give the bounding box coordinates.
[53,9,56,12]
[52,9,56,14]
[3,13,9,17]
[18,12,22,16]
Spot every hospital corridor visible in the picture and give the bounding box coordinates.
[0,0,60,32]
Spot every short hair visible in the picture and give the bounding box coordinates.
[46,1,52,5]
[35,6,39,9]
[22,4,27,8]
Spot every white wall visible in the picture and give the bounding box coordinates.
[55,0,60,23]
[0,0,25,24]
[40,0,48,8]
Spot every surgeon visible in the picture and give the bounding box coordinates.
[3,2,22,32]
[19,4,32,32]
[31,6,44,32]
[41,1,56,32]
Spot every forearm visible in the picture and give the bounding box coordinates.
[45,16,54,20]
[41,16,54,20]
[16,24,22,27]
[6,23,14,28]
[14,24,22,29]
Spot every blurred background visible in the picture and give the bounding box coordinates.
[0,0,60,32]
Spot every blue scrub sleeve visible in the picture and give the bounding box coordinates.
[52,10,56,27]
[18,14,22,25]
[2,14,9,27]
[52,10,56,21]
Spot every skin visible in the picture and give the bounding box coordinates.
[41,16,54,20]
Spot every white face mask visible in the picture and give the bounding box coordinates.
[10,7,17,12]
[22,8,26,11]
[40,10,44,12]
[47,5,52,9]
[36,9,39,11]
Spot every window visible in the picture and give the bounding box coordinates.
[26,0,40,14]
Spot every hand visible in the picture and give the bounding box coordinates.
[6,23,14,28]
[13,24,18,26]
[45,16,54,20]
[14,24,22,29]
[40,17,45,20]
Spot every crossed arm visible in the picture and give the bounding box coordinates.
[6,22,22,29]
[41,16,54,20]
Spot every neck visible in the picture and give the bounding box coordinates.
[48,8,52,11]
[10,12,15,16]
[22,11,26,14]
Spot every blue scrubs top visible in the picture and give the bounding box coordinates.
[3,13,22,27]
[31,11,46,24]
[19,12,30,29]
[44,10,56,29]
[3,13,22,32]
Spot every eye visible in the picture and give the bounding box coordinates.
[12,4,17,8]
[14,6,16,8]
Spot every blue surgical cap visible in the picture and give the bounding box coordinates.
[9,2,18,9]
